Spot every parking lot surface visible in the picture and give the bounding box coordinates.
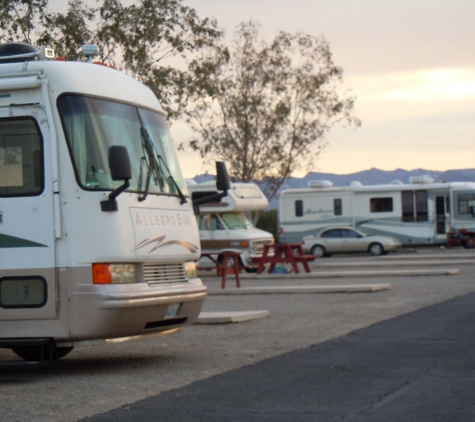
[1,248,475,421]
[83,290,475,421]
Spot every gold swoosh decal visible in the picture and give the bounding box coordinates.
[132,236,198,254]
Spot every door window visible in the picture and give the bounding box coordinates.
[0,117,43,197]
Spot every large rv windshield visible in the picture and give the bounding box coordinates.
[58,95,187,196]
[222,212,254,230]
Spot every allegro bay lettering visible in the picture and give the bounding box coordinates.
[134,211,192,227]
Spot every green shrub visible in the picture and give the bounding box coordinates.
[254,209,278,240]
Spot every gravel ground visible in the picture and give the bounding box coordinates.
[1,248,475,422]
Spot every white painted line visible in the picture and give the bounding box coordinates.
[208,284,392,295]
[196,310,270,324]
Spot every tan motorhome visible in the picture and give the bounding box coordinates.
[187,181,274,272]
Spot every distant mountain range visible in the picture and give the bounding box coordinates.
[189,167,475,209]
[191,167,475,187]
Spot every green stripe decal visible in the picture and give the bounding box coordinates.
[0,233,47,248]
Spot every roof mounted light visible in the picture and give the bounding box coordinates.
[39,47,55,60]
[82,45,100,62]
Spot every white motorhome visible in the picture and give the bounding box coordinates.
[0,43,211,365]
[279,177,475,246]
[187,181,274,271]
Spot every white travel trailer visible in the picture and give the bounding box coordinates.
[0,43,214,365]
[279,177,475,246]
[187,181,274,271]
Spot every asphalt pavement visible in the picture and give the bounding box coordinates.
[82,290,475,422]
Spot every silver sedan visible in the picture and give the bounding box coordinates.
[302,227,401,257]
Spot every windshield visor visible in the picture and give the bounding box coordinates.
[58,95,187,196]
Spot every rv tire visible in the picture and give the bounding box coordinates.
[463,239,475,249]
[12,346,74,362]
[369,242,384,256]
[311,245,327,258]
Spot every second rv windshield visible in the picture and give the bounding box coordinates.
[222,213,254,230]
[58,95,187,196]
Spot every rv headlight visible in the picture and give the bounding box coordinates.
[92,263,137,284]
[111,264,137,283]
[184,261,197,279]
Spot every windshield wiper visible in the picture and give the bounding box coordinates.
[138,127,187,204]
[156,154,187,204]
[138,126,165,202]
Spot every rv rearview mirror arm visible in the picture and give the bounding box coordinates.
[101,146,132,212]
[192,161,231,215]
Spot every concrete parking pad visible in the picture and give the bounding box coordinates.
[239,268,459,279]
[196,310,270,324]
[313,259,475,268]
[208,283,391,295]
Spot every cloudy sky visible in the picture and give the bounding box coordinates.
[50,0,475,178]
[173,0,475,177]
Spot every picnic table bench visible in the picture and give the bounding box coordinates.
[249,243,316,274]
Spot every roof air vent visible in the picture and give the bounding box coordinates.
[350,181,362,187]
[308,180,333,189]
[0,43,38,63]
[409,175,434,184]
[391,180,403,185]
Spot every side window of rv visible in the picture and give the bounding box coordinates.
[199,215,209,230]
[415,191,428,221]
[458,194,475,214]
[402,191,428,222]
[333,198,342,215]
[295,200,304,217]
[0,117,43,197]
[210,214,225,230]
[370,197,393,213]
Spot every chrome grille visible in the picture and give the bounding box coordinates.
[143,263,187,285]
[252,239,274,255]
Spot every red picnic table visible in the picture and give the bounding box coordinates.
[251,243,316,274]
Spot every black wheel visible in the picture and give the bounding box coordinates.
[12,346,74,362]
[463,238,475,249]
[369,242,384,256]
[311,244,327,258]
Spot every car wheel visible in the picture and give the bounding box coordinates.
[311,244,327,258]
[369,242,384,256]
[12,346,74,362]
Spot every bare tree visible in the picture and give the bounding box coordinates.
[184,21,361,202]
[0,0,222,120]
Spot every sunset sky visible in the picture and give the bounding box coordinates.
[176,0,475,178]
[50,0,475,178]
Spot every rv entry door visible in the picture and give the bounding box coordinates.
[435,195,448,236]
[0,108,57,320]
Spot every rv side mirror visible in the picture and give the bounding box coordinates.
[216,161,231,192]
[109,145,132,180]
[101,146,132,212]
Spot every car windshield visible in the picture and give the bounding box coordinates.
[221,213,254,230]
[58,95,187,196]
